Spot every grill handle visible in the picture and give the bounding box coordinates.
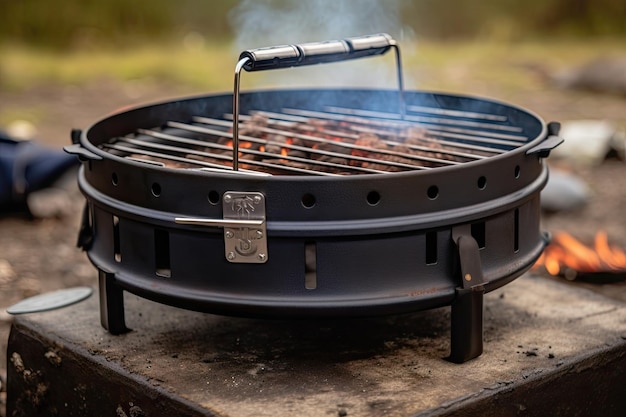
[526,122,564,158]
[232,33,405,171]
[239,33,395,71]
[174,218,263,228]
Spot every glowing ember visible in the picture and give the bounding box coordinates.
[534,231,626,279]
[225,140,253,149]
[280,138,294,157]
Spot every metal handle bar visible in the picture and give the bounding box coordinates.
[232,33,405,170]
[174,217,263,228]
[239,33,396,71]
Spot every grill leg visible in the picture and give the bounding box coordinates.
[449,286,484,363]
[98,268,130,334]
[448,228,486,363]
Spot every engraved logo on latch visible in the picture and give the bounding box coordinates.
[230,195,258,256]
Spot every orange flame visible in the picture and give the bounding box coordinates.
[281,138,294,157]
[225,140,253,149]
[534,231,626,277]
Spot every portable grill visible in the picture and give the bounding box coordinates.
[65,34,563,363]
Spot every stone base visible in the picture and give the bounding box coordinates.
[6,274,626,417]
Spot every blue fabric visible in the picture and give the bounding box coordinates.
[0,130,78,212]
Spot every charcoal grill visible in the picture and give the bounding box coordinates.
[65,34,563,363]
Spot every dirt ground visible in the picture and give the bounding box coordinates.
[1,71,625,414]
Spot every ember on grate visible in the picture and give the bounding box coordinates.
[104,104,524,176]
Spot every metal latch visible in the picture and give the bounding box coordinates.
[175,191,268,263]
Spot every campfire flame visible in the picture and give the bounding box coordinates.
[534,231,626,279]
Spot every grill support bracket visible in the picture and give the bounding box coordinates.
[449,226,487,363]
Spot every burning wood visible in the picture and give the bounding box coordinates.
[106,105,509,176]
[231,113,461,173]
[534,231,626,280]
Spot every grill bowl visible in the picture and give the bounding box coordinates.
[70,88,556,319]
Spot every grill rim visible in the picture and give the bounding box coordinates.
[80,87,548,171]
[77,166,548,236]
[72,88,551,226]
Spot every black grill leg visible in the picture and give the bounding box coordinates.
[448,286,484,363]
[448,229,487,363]
[98,269,130,334]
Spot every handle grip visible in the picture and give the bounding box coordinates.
[231,33,405,171]
[526,122,564,158]
[239,33,395,72]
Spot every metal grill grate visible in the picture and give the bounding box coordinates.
[100,105,529,176]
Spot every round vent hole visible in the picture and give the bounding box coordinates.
[477,176,487,190]
[367,191,381,206]
[208,190,220,205]
[151,183,162,197]
[302,193,316,208]
[427,185,439,200]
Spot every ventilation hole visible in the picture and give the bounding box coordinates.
[514,165,521,179]
[477,176,487,190]
[155,229,171,278]
[151,183,162,197]
[366,191,381,206]
[471,222,486,249]
[111,173,119,186]
[305,242,317,290]
[427,185,439,200]
[514,208,520,253]
[425,231,438,265]
[302,193,316,208]
[208,190,220,205]
[113,215,121,262]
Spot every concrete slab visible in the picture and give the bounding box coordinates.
[6,274,626,417]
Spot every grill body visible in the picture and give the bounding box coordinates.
[69,88,560,363]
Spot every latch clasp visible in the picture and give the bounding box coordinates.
[174,191,268,263]
[222,191,267,263]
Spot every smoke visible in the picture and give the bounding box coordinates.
[227,0,416,89]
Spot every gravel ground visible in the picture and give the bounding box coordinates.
[1,70,625,414]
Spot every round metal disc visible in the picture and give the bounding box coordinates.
[6,287,93,315]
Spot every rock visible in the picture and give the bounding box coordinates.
[553,55,626,95]
[541,169,589,212]
[25,166,80,219]
[551,120,625,165]
[0,259,16,288]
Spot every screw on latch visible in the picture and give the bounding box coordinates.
[224,194,232,203]
[225,230,234,239]
[253,195,261,204]
[227,252,236,260]
[258,253,266,261]
[255,230,263,239]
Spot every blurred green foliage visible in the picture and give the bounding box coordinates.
[0,0,623,50]
[0,0,238,49]
[405,0,625,40]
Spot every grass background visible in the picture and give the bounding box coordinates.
[0,0,624,134]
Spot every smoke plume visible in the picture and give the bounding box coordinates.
[227,0,415,89]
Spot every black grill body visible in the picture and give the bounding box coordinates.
[68,88,561,363]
